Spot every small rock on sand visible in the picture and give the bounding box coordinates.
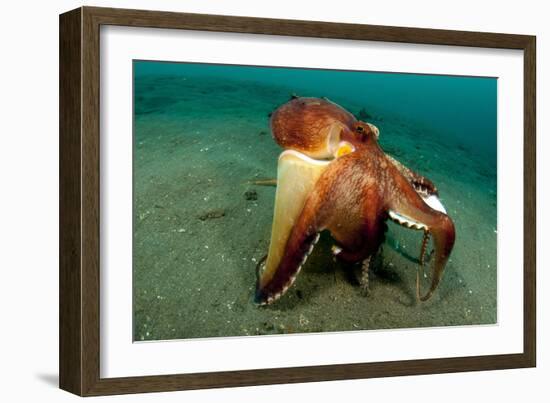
[198,209,226,221]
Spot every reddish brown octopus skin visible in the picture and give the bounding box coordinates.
[255,123,456,304]
[270,97,357,158]
[270,97,438,196]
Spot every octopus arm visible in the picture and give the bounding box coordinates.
[385,154,439,196]
[256,150,329,304]
[387,178,456,301]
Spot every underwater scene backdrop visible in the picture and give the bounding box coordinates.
[133,60,497,341]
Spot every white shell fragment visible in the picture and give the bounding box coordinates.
[422,194,447,214]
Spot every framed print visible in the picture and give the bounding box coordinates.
[59,6,536,396]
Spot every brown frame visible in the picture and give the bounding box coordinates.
[59,6,536,396]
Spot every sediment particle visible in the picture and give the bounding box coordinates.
[198,208,226,221]
[244,189,258,201]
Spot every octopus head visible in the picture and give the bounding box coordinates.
[335,121,380,158]
[352,121,380,143]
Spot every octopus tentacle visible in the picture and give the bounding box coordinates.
[387,177,455,301]
[360,256,372,295]
[419,230,430,266]
[255,192,323,305]
[385,154,438,196]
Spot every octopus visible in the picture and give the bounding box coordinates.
[255,97,456,305]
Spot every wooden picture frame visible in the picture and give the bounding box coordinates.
[59,6,536,396]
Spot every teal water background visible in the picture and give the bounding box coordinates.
[133,60,497,341]
[135,61,497,161]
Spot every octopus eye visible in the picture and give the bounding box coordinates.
[355,125,364,133]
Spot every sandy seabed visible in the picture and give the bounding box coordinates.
[133,75,497,341]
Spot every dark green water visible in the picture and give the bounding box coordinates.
[133,60,497,341]
[135,61,497,160]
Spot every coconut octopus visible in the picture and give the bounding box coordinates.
[255,96,455,305]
